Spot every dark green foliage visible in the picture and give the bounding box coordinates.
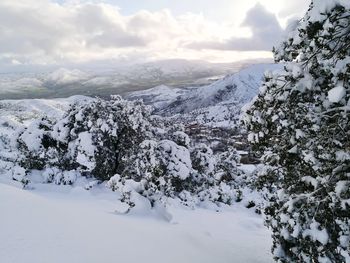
[245,1,350,262]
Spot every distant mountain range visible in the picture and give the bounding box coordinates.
[0,62,282,130]
[0,58,272,100]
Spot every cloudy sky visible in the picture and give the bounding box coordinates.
[0,0,310,70]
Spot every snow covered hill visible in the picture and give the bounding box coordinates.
[0,95,90,127]
[127,63,282,127]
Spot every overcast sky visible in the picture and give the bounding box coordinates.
[0,0,310,70]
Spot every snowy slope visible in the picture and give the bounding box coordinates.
[126,85,186,109]
[0,181,273,263]
[0,96,91,128]
[127,63,282,127]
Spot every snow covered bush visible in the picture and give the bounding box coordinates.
[216,147,241,181]
[108,139,242,209]
[169,131,190,148]
[245,1,350,262]
[17,96,152,182]
[108,139,193,208]
[15,96,243,210]
[18,118,67,171]
[55,95,152,180]
[191,143,216,176]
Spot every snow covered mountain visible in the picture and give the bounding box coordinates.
[127,63,283,127]
[0,59,272,100]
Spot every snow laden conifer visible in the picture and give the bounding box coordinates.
[245,1,350,262]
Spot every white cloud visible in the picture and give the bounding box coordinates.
[187,4,284,52]
[0,0,310,68]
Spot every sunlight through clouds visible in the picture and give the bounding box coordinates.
[0,0,310,68]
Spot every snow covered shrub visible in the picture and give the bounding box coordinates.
[52,95,152,180]
[11,165,29,186]
[108,138,240,208]
[215,147,241,181]
[41,167,78,185]
[190,143,216,176]
[169,131,190,148]
[245,1,350,262]
[129,139,192,192]
[18,118,69,172]
[106,133,249,209]
[17,96,152,182]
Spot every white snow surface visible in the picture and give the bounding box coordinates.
[0,181,273,263]
[328,86,346,103]
[0,95,91,125]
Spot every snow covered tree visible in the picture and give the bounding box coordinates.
[53,95,152,180]
[245,1,350,262]
[108,136,243,209]
[191,143,216,176]
[17,96,153,182]
[18,118,68,171]
[216,147,241,182]
[110,139,194,207]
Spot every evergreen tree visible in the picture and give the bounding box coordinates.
[18,96,152,181]
[245,1,350,262]
[55,95,152,180]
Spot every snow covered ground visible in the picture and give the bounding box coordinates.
[0,180,273,263]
